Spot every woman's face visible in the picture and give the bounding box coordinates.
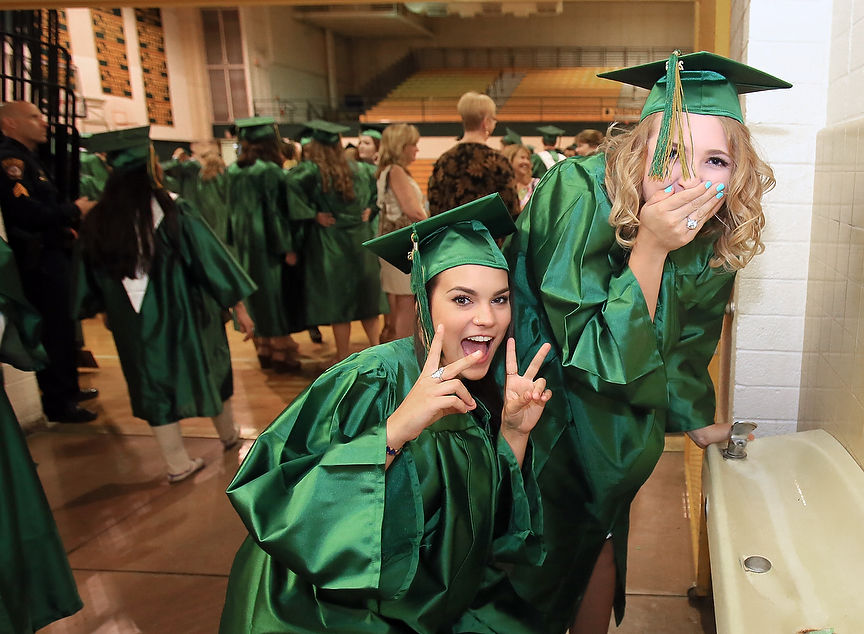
[400,141,419,165]
[575,142,596,157]
[511,148,532,178]
[429,264,511,381]
[357,135,378,161]
[641,113,733,201]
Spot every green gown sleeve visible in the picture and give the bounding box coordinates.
[225,357,408,594]
[0,239,46,370]
[284,161,321,222]
[492,439,544,566]
[259,163,294,255]
[662,248,735,432]
[517,156,668,408]
[177,201,257,309]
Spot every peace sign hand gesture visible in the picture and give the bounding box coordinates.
[385,324,483,455]
[502,338,552,437]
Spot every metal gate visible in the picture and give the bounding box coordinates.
[0,10,80,199]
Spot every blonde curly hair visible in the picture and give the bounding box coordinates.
[603,113,774,271]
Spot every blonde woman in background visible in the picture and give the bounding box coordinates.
[375,123,427,342]
[501,143,539,213]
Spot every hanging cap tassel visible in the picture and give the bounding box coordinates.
[148,144,164,190]
[649,50,691,181]
[408,228,435,355]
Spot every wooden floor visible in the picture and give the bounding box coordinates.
[25,317,715,633]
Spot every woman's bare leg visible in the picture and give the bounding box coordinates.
[332,322,351,362]
[361,316,380,347]
[570,540,616,634]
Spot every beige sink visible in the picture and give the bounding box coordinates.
[703,429,864,633]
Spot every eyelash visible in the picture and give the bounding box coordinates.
[452,295,510,306]
[668,148,730,169]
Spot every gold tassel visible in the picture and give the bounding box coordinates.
[649,50,691,181]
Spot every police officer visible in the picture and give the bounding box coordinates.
[0,101,98,423]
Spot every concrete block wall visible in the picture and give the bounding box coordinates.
[729,0,832,436]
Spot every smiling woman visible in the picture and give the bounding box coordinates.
[220,194,553,634]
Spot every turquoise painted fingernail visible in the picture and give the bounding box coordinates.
[664,185,673,193]
[716,183,725,191]
[704,181,712,189]
[716,192,724,199]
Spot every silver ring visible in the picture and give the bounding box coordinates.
[686,216,698,230]
[430,367,445,380]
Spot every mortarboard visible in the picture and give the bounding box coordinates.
[359,123,386,140]
[235,116,280,143]
[536,125,565,146]
[501,127,522,146]
[82,126,164,187]
[364,193,516,345]
[300,120,350,146]
[598,50,791,179]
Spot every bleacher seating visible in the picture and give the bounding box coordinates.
[361,69,499,123]
[497,67,640,122]
[408,158,437,199]
[361,66,643,124]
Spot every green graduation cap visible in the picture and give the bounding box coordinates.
[235,116,280,143]
[359,123,386,140]
[501,127,522,146]
[364,193,516,344]
[598,50,791,179]
[82,126,165,187]
[536,125,565,146]
[301,120,350,146]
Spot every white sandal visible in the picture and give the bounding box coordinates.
[167,457,205,484]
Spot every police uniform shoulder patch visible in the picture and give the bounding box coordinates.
[2,157,25,180]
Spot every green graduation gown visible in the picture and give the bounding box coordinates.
[220,337,543,633]
[161,158,201,202]
[285,160,385,326]
[530,149,566,179]
[76,200,257,426]
[465,153,735,632]
[0,239,82,632]
[79,150,110,200]
[196,172,231,245]
[226,159,304,337]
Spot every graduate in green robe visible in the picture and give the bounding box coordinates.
[226,117,304,372]
[0,237,83,632]
[530,124,566,178]
[286,120,385,365]
[220,195,553,633]
[160,147,201,201]
[462,52,792,633]
[76,127,258,483]
[195,151,231,244]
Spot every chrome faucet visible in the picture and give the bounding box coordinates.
[721,421,758,460]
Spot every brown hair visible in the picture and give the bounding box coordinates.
[236,137,283,168]
[457,91,496,132]
[575,129,604,147]
[603,113,773,271]
[303,139,356,202]
[376,123,420,179]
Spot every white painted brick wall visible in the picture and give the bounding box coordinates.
[731,0,832,437]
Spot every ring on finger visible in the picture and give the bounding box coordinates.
[430,367,445,380]
[685,216,698,230]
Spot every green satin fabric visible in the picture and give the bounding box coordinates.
[161,158,201,202]
[75,201,257,426]
[220,337,543,633]
[226,159,304,337]
[79,151,109,200]
[530,150,565,179]
[285,160,386,325]
[195,173,231,245]
[464,153,735,632]
[0,240,82,631]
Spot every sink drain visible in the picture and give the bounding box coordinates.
[743,555,772,573]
